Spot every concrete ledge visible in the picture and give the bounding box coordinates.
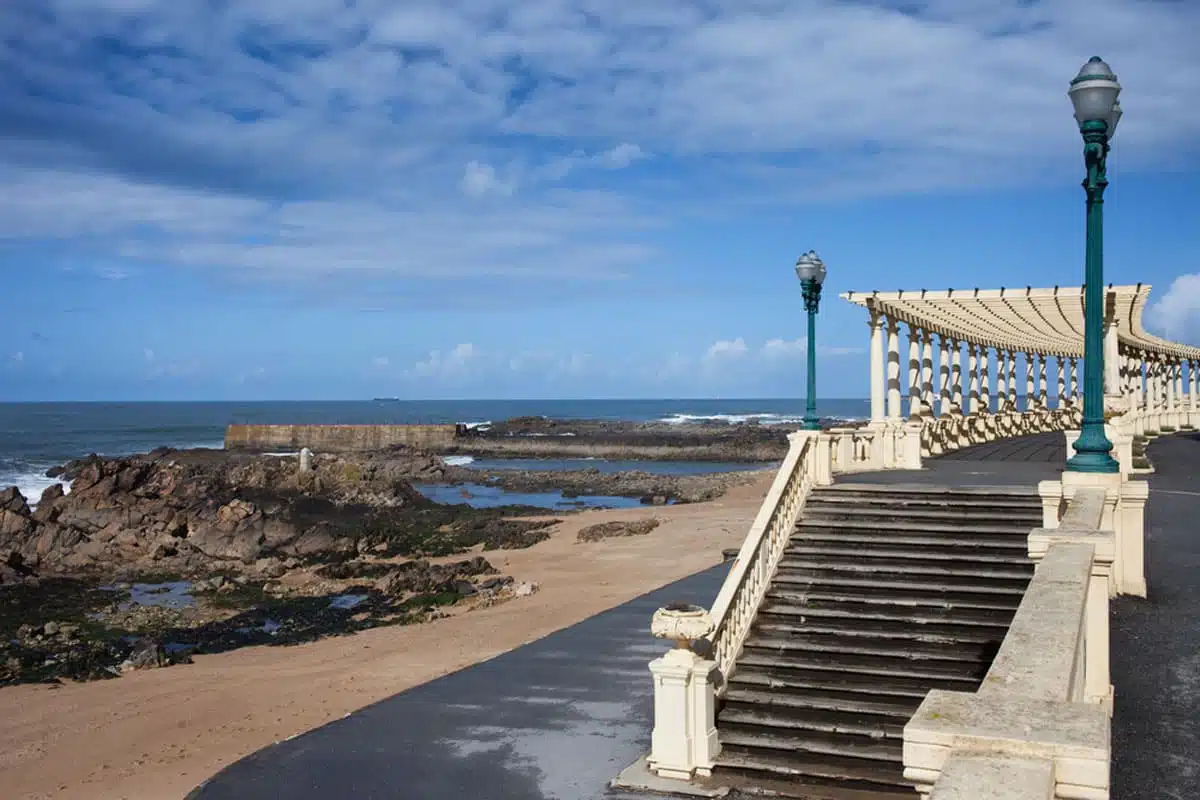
[611,756,730,798]
[980,542,1094,701]
[931,755,1055,799]
[905,691,1109,797]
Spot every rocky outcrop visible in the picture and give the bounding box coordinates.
[0,450,450,579]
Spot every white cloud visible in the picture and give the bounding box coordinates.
[409,342,481,378]
[1146,273,1200,344]
[10,351,23,363]
[372,355,390,367]
[540,143,650,181]
[143,348,155,361]
[0,0,1197,291]
[460,161,515,198]
[763,337,865,359]
[705,338,749,360]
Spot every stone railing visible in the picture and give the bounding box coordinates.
[904,473,1148,799]
[921,406,1082,460]
[706,430,821,682]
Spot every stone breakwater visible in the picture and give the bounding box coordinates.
[222,416,835,461]
[225,423,459,452]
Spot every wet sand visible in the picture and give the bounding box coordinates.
[0,472,771,800]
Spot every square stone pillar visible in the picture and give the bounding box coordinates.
[648,648,720,779]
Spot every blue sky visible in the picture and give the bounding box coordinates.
[1,0,1198,402]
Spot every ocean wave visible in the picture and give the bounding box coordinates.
[659,413,865,426]
[459,421,492,431]
[659,413,804,425]
[0,470,72,510]
[441,455,475,467]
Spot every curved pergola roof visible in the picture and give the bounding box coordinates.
[840,284,1200,361]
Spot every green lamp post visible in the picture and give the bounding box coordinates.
[1065,56,1122,474]
[795,250,827,431]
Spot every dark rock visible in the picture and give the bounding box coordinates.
[576,518,661,542]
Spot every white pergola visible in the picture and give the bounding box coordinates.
[832,283,1199,459]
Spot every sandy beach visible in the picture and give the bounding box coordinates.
[0,471,770,800]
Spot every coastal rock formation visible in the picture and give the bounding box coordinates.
[0,449,546,580]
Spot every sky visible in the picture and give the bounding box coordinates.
[1,0,1198,402]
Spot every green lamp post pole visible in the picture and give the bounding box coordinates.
[1065,56,1123,473]
[795,251,827,431]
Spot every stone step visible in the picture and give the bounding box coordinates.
[722,687,921,721]
[813,483,1037,499]
[792,530,1030,551]
[785,543,1032,566]
[719,705,906,741]
[743,632,992,664]
[776,561,1031,586]
[773,571,1028,596]
[760,596,1015,627]
[734,649,982,685]
[716,749,916,798]
[719,727,901,764]
[797,518,1036,536]
[779,555,1032,577]
[754,617,1007,645]
[802,503,1043,524]
[730,659,979,697]
[766,586,1023,610]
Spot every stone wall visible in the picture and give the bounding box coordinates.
[224,424,460,452]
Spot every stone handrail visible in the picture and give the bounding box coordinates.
[826,426,879,473]
[706,430,818,685]
[904,487,1116,799]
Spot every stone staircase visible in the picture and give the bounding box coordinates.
[713,484,1041,799]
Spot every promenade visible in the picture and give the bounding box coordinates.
[188,431,1199,800]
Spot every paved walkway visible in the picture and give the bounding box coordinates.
[188,565,730,800]
[187,431,1198,800]
[1110,432,1200,800]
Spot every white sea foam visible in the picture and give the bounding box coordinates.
[460,421,491,431]
[659,412,863,426]
[264,451,300,457]
[442,455,476,467]
[1,470,71,510]
[659,413,804,425]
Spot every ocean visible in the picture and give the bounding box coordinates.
[0,398,869,503]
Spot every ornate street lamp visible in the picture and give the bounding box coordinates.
[795,250,827,431]
[1065,56,1121,473]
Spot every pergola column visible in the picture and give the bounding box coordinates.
[886,318,902,422]
[996,351,1009,412]
[1167,359,1178,416]
[937,336,951,416]
[1133,355,1144,412]
[908,326,922,418]
[1191,359,1198,412]
[1103,316,1120,396]
[1037,354,1048,408]
[1024,352,1036,411]
[950,339,963,414]
[979,347,991,413]
[1007,350,1018,410]
[1056,359,1066,408]
[968,344,980,414]
[868,308,886,424]
[1069,357,1080,404]
[920,330,935,416]
[1174,359,1184,407]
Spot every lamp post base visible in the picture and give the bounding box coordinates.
[801,417,821,431]
[1065,450,1120,474]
